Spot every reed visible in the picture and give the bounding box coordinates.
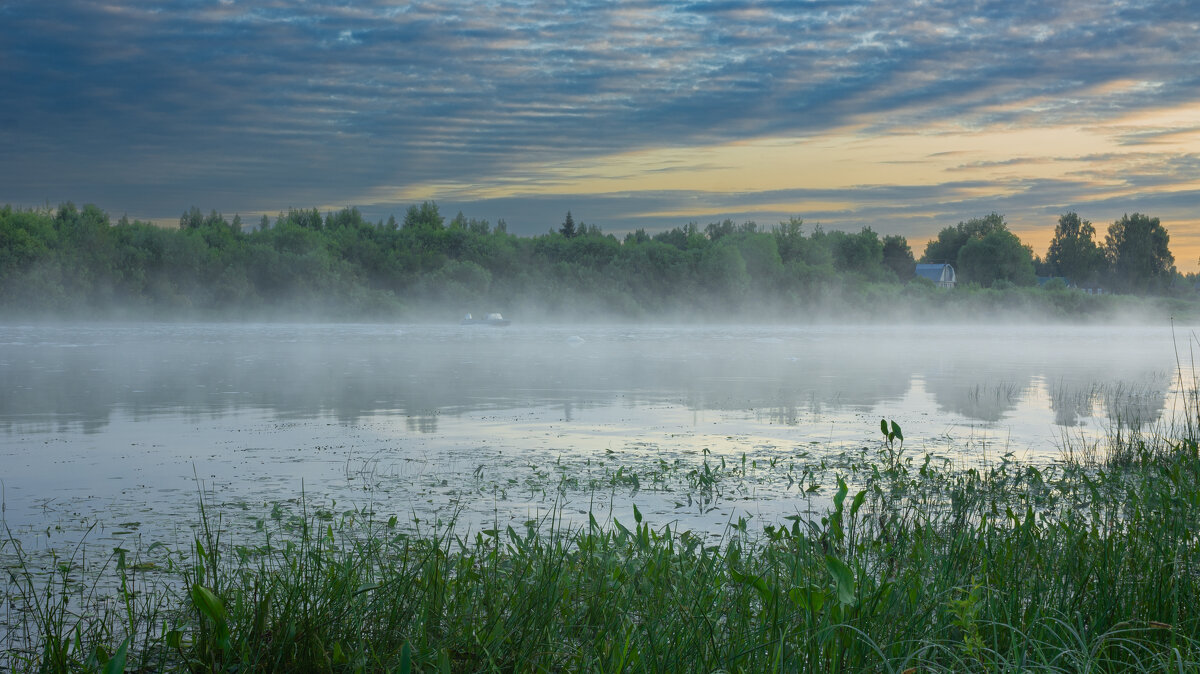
[5,418,1200,672]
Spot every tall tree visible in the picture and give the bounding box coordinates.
[773,217,805,263]
[704,219,735,242]
[403,201,444,231]
[180,206,204,230]
[831,227,883,274]
[699,240,749,302]
[881,234,915,279]
[624,228,651,245]
[1046,212,1105,284]
[559,211,576,238]
[0,206,55,283]
[920,213,1008,265]
[956,229,1037,287]
[1105,213,1174,293]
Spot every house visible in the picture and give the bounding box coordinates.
[915,263,956,288]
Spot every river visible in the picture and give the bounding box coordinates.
[0,322,1191,555]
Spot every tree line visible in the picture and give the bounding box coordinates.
[922,211,1177,294]
[0,201,1191,319]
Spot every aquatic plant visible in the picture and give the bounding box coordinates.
[5,409,1200,672]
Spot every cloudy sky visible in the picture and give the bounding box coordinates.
[3,0,1199,265]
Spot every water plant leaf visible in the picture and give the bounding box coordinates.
[833,478,848,512]
[399,640,412,674]
[825,555,856,606]
[729,567,772,605]
[190,583,231,650]
[850,489,867,518]
[101,637,128,674]
[787,586,825,614]
[633,503,642,524]
[890,421,903,442]
[92,644,110,666]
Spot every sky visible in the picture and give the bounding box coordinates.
[2,0,1199,266]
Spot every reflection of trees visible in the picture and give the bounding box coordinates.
[405,415,439,434]
[0,328,919,433]
[759,391,820,426]
[1101,376,1174,429]
[1047,380,1100,427]
[1046,370,1173,430]
[0,326,1180,434]
[920,334,1173,427]
[923,377,1031,423]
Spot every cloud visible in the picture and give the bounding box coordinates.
[1,0,1198,262]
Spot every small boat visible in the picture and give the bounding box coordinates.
[460,312,511,327]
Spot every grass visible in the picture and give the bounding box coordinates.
[4,418,1200,672]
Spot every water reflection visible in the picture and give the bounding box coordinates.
[0,324,1181,434]
[0,323,1191,567]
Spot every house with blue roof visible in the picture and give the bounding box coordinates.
[915,263,956,288]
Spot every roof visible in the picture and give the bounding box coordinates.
[915,263,953,282]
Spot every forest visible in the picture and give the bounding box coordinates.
[0,201,1193,321]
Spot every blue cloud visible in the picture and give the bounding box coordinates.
[1,0,1197,246]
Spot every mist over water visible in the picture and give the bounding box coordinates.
[0,322,1189,552]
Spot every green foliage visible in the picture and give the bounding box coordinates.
[956,229,1037,287]
[0,202,1192,319]
[732,231,783,285]
[920,212,1008,265]
[559,211,577,238]
[9,416,1200,672]
[881,234,915,280]
[1047,211,1106,284]
[652,222,705,251]
[624,228,651,245]
[1105,213,1175,293]
[772,216,806,261]
[704,218,736,241]
[831,227,884,277]
[420,259,492,304]
[403,201,444,231]
[698,239,750,304]
[0,205,55,283]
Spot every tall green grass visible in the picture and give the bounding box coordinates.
[5,421,1200,672]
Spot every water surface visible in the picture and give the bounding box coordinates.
[0,322,1189,552]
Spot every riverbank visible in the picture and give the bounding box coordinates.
[5,418,1200,672]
